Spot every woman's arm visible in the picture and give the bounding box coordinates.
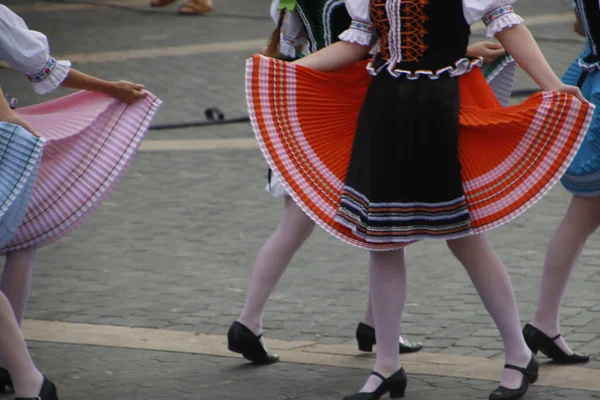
[496,24,585,101]
[61,70,145,104]
[292,40,370,71]
[292,0,372,71]
[0,5,145,104]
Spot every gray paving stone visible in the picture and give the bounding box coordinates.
[0,342,594,400]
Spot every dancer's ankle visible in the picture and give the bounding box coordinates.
[528,318,560,338]
[505,348,532,368]
[13,369,43,398]
[236,317,261,336]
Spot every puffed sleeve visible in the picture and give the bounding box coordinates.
[338,0,374,46]
[462,0,524,39]
[270,0,306,58]
[0,5,71,94]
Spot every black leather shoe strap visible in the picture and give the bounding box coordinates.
[551,333,561,341]
[370,371,386,381]
[504,364,535,378]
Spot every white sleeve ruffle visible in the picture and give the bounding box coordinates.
[339,0,374,46]
[462,0,524,39]
[0,4,71,94]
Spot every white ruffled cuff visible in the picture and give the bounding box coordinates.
[339,20,373,46]
[482,6,524,39]
[27,58,71,95]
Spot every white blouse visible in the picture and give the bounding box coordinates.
[0,5,71,94]
[270,0,307,58]
[340,0,524,46]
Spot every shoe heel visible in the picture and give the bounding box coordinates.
[528,375,539,384]
[357,339,373,352]
[388,373,407,399]
[389,387,406,398]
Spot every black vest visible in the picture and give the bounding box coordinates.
[295,0,352,52]
[575,0,600,64]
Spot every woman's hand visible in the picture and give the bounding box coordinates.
[467,41,506,64]
[105,81,146,104]
[574,20,586,37]
[545,83,587,103]
[0,109,39,137]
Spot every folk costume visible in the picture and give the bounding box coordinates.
[561,0,600,195]
[247,0,593,251]
[0,5,161,252]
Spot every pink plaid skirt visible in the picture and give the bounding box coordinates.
[0,90,162,253]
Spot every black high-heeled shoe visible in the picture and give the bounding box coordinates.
[343,369,407,400]
[15,375,58,400]
[227,321,279,365]
[356,323,423,354]
[489,354,539,400]
[523,323,590,364]
[0,367,13,393]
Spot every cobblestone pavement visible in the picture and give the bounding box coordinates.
[0,0,599,398]
[0,342,596,400]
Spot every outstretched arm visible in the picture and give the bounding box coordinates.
[61,70,145,104]
[0,4,145,104]
[495,24,584,101]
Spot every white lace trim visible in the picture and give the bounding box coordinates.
[29,59,71,95]
[578,57,600,72]
[367,57,484,80]
[339,20,374,47]
[485,13,524,39]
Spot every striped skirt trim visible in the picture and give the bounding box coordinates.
[246,55,593,250]
[0,91,162,253]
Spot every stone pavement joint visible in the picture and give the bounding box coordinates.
[139,138,257,152]
[22,319,600,392]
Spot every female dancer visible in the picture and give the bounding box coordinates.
[245,0,592,399]
[228,0,518,366]
[0,88,57,400]
[523,0,598,365]
[0,4,160,392]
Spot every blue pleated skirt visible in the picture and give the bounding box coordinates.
[561,59,600,196]
[0,123,44,247]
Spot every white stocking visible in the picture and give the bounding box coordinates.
[238,197,314,335]
[530,196,600,354]
[365,289,406,344]
[447,234,531,389]
[1,247,37,325]
[359,249,406,393]
[0,292,42,397]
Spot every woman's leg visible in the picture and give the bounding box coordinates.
[0,292,42,397]
[238,196,315,334]
[359,249,406,393]
[447,234,531,389]
[0,247,37,325]
[364,288,407,344]
[530,195,600,353]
